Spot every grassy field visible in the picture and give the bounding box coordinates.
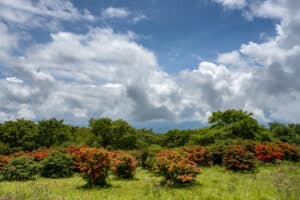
[0,162,299,200]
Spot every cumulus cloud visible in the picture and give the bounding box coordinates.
[0,0,300,126]
[0,0,94,29]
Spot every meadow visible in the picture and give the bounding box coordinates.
[1,162,299,200]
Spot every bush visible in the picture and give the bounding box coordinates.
[27,147,52,161]
[276,142,300,161]
[0,142,11,155]
[110,152,138,179]
[141,144,163,169]
[223,145,256,171]
[181,145,213,166]
[208,145,225,165]
[156,150,201,185]
[0,155,11,172]
[1,156,39,181]
[254,143,283,162]
[40,152,73,178]
[74,147,110,186]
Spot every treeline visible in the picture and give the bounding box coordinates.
[0,110,299,154]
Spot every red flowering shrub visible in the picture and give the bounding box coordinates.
[110,152,138,179]
[156,150,201,185]
[255,143,283,162]
[27,147,52,161]
[0,155,11,172]
[223,145,256,171]
[276,142,300,161]
[181,145,213,166]
[62,146,84,171]
[73,147,110,186]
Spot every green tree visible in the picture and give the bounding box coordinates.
[0,119,38,151]
[89,118,112,147]
[37,118,70,147]
[208,109,260,139]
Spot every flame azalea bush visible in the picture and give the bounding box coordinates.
[61,146,83,171]
[254,143,283,162]
[276,142,300,161]
[27,147,52,161]
[223,145,256,171]
[181,145,213,166]
[74,147,111,186]
[0,155,11,172]
[110,152,138,179]
[156,150,201,185]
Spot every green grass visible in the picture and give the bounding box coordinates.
[0,162,299,200]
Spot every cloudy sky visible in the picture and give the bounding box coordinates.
[0,0,299,131]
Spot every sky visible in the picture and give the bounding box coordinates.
[0,0,299,132]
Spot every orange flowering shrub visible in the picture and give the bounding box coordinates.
[276,142,300,161]
[181,145,213,166]
[254,143,283,162]
[0,155,11,172]
[73,147,110,186]
[156,150,201,185]
[62,146,84,171]
[110,152,138,179]
[223,145,256,171]
[27,147,52,161]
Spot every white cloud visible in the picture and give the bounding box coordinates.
[102,7,130,19]
[0,0,94,28]
[213,0,247,9]
[1,0,300,126]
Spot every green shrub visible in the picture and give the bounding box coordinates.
[208,145,225,165]
[141,144,163,169]
[40,152,73,178]
[1,156,39,181]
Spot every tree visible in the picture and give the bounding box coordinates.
[0,119,38,151]
[208,109,260,139]
[163,129,190,148]
[37,118,70,147]
[111,119,137,149]
[89,118,112,147]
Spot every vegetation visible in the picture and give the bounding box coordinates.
[1,156,39,181]
[0,163,299,200]
[0,109,300,198]
[40,152,73,178]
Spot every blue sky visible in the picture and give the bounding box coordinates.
[0,0,299,132]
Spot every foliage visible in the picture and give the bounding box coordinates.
[209,109,260,139]
[1,156,39,181]
[163,129,191,148]
[181,145,213,166]
[141,144,163,169]
[27,147,52,161]
[40,152,73,178]
[110,152,138,179]
[208,144,225,165]
[156,150,201,185]
[254,143,283,162]
[223,145,256,171]
[269,122,300,144]
[74,147,111,186]
[37,118,71,147]
[0,119,39,151]
[276,142,300,161]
